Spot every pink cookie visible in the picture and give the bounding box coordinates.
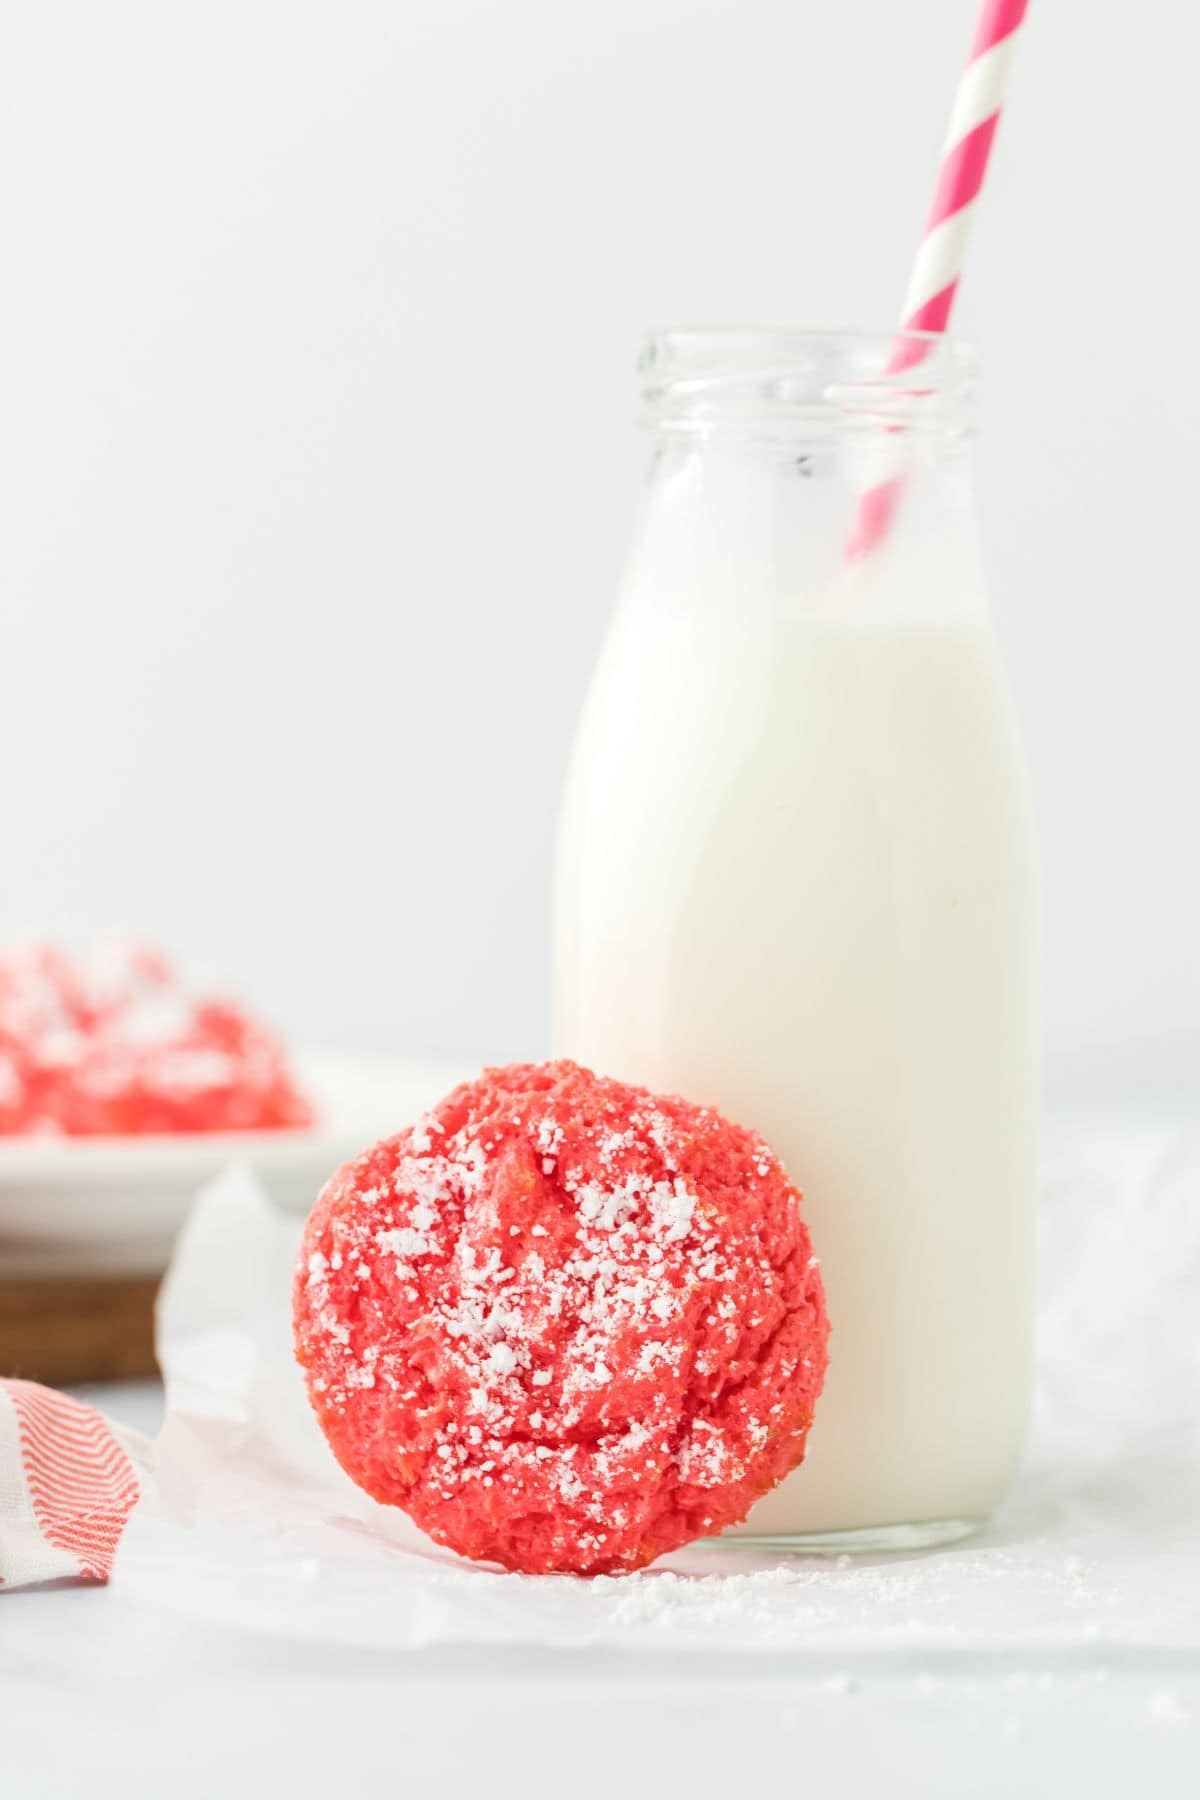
[295,1060,828,1575]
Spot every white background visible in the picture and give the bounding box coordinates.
[1,0,1196,1103]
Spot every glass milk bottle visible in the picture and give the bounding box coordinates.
[554,330,1037,1549]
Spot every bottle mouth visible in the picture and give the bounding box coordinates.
[640,328,979,436]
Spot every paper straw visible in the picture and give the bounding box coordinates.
[845,0,1029,561]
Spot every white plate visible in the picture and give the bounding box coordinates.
[0,1052,470,1278]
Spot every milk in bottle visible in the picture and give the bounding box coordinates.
[553,330,1037,1546]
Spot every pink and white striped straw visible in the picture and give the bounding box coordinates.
[845,0,1029,561]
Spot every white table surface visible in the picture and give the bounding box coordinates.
[2,1380,1196,1800]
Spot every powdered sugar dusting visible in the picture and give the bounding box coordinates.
[295,1060,828,1574]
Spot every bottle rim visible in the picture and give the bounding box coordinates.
[640,328,979,436]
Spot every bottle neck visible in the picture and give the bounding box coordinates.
[627,428,986,630]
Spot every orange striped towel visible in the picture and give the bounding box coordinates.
[0,1379,146,1589]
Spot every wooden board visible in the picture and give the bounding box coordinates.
[0,1275,159,1386]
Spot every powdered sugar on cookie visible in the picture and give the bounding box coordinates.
[294,1060,828,1575]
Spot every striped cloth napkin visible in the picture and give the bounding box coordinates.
[0,1379,147,1589]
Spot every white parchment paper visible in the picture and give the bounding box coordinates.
[114,1120,1200,1651]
